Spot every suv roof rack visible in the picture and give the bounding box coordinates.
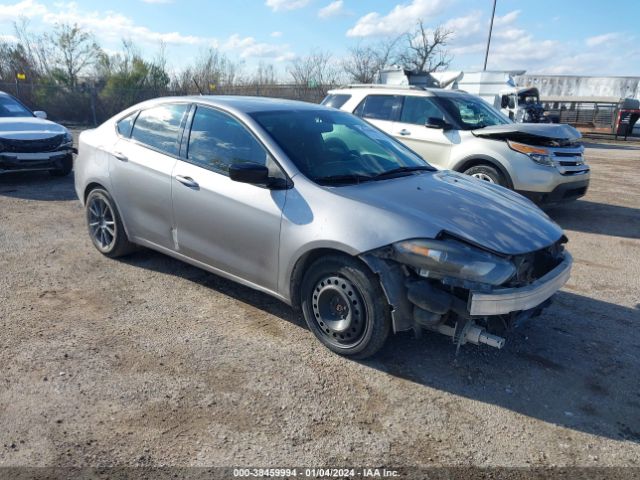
[340,84,428,90]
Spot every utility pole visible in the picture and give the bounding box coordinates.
[483,0,497,71]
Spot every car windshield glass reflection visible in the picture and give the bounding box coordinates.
[435,95,511,130]
[250,109,433,185]
[0,96,32,118]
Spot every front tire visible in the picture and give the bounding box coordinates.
[300,255,391,359]
[85,188,136,258]
[464,164,506,186]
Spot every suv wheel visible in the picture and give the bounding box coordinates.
[300,254,390,359]
[86,188,136,258]
[464,164,505,186]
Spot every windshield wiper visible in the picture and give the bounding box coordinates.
[313,174,374,185]
[372,165,434,180]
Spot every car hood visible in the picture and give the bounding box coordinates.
[334,171,563,256]
[471,123,581,146]
[0,117,67,140]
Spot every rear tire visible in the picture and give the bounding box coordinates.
[49,155,73,177]
[464,164,506,187]
[300,254,391,359]
[85,188,136,258]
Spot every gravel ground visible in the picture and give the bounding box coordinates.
[0,137,639,469]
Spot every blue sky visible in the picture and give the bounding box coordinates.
[0,0,638,78]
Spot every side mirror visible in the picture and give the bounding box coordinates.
[33,110,47,119]
[229,162,270,186]
[425,117,450,130]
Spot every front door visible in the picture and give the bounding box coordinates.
[392,95,453,169]
[171,105,286,292]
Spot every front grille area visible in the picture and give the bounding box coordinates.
[507,240,565,288]
[0,135,64,153]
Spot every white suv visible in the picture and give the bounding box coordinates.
[323,86,590,205]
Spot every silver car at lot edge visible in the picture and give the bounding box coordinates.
[75,96,573,358]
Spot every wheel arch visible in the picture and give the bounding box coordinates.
[83,182,133,241]
[288,247,370,312]
[452,155,514,189]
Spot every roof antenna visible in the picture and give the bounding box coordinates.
[193,78,204,95]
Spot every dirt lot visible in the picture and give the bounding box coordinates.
[1,137,639,469]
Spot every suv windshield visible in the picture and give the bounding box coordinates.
[434,94,511,130]
[0,95,33,118]
[250,109,433,185]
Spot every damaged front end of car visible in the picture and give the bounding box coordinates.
[360,235,571,350]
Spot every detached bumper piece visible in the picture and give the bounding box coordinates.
[468,253,572,316]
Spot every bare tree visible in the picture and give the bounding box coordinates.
[398,21,452,73]
[342,37,400,83]
[288,50,341,87]
[40,23,102,87]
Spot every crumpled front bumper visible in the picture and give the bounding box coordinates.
[468,252,572,316]
[0,149,73,173]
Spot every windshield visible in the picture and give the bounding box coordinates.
[250,109,433,185]
[434,95,511,130]
[0,95,33,118]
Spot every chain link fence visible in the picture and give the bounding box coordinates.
[1,82,333,126]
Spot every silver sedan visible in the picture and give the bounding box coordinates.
[75,96,572,358]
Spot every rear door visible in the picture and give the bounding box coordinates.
[392,95,453,169]
[352,94,402,132]
[171,105,286,291]
[109,103,189,249]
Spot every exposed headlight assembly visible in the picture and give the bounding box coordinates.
[61,131,74,147]
[393,239,516,286]
[508,140,554,167]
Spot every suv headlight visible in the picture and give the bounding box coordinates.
[508,140,554,167]
[393,239,516,286]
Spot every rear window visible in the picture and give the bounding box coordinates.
[321,94,351,109]
[131,104,188,156]
[353,95,402,121]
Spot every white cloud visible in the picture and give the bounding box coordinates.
[0,33,18,43]
[0,0,47,22]
[318,0,344,19]
[270,31,283,37]
[346,0,447,37]
[265,0,310,12]
[223,34,294,62]
[494,10,520,27]
[585,32,623,47]
[40,3,206,45]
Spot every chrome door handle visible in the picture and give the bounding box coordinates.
[398,129,411,136]
[111,151,128,162]
[175,175,199,189]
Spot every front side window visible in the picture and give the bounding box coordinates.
[251,109,433,185]
[353,95,402,121]
[131,104,188,156]
[399,96,446,126]
[187,106,271,176]
[0,95,32,118]
[434,95,511,130]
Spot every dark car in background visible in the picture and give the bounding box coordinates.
[0,91,74,176]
